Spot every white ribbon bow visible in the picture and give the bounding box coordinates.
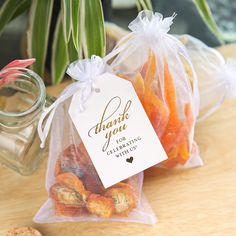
[37,55,106,148]
[128,10,176,41]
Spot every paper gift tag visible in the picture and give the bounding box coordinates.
[69,73,167,188]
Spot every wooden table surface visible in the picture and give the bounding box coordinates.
[1,45,236,236]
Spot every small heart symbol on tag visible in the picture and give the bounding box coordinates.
[126,156,134,163]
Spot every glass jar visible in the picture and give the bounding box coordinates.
[0,67,46,175]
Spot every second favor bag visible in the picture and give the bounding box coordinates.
[178,34,236,121]
[107,11,202,168]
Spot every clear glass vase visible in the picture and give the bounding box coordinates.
[0,67,46,175]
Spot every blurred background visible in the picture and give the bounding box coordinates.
[0,0,236,68]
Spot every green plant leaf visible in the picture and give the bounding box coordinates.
[61,0,72,42]
[136,1,142,12]
[68,35,79,62]
[71,0,80,52]
[27,0,54,77]
[136,0,153,11]
[193,0,224,44]
[81,0,106,58]
[0,0,30,36]
[52,14,69,85]
[11,0,31,21]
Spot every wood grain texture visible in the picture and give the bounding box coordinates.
[1,45,236,236]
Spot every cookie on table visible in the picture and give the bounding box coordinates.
[6,226,42,236]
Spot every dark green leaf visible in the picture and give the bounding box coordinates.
[51,14,69,85]
[0,0,30,36]
[27,0,54,77]
[68,35,79,62]
[193,0,224,44]
[11,0,31,21]
[82,0,106,58]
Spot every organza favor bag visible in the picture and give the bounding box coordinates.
[106,11,202,169]
[178,34,236,121]
[34,56,156,224]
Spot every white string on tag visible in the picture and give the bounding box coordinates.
[37,55,106,148]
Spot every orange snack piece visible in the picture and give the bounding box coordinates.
[160,62,182,151]
[56,173,89,201]
[144,52,156,87]
[50,184,85,207]
[133,72,145,103]
[178,140,190,164]
[55,202,86,217]
[87,194,114,218]
[144,87,169,138]
[77,143,91,167]
[104,184,136,216]
[184,103,194,131]
[54,144,82,177]
[50,183,86,216]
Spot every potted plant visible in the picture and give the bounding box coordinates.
[0,0,223,85]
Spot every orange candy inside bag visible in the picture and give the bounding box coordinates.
[118,52,195,168]
[51,144,139,218]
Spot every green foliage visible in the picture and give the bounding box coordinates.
[193,0,224,44]
[136,0,153,11]
[0,0,224,84]
[52,13,69,85]
[0,0,31,36]
[82,0,106,58]
[27,0,54,77]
